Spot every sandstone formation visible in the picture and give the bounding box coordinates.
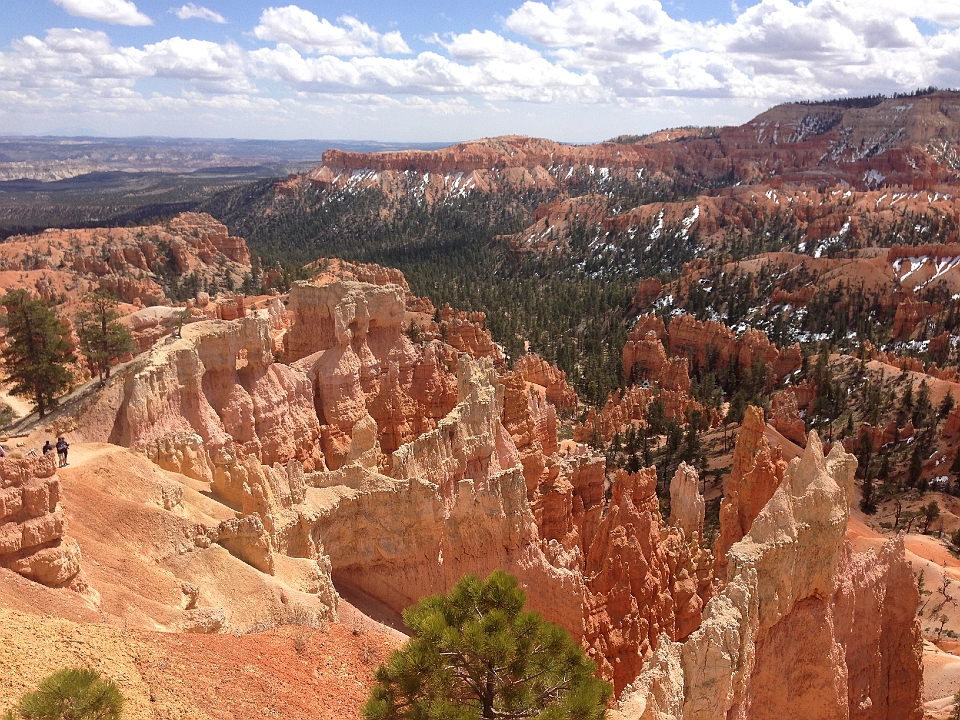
[622,315,800,424]
[314,356,584,634]
[310,94,960,200]
[714,407,786,569]
[284,280,457,462]
[575,386,710,444]
[770,389,807,447]
[514,353,579,411]
[892,297,940,339]
[669,462,704,540]
[666,315,802,383]
[583,468,708,694]
[575,386,654,444]
[633,278,664,310]
[434,305,505,365]
[0,213,250,308]
[623,331,691,393]
[54,275,725,694]
[57,280,579,630]
[73,317,325,472]
[0,455,83,589]
[618,431,923,720]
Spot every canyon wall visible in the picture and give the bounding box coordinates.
[0,212,250,308]
[71,317,325,472]
[617,429,923,720]
[0,455,84,590]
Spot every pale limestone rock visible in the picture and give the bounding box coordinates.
[669,462,704,539]
[618,430,923,720]
[306,355,585,637]
[172,607,226,634]
[140,432,214,483]
[72,317,325,473]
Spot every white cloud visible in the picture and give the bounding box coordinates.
[249,46,599,102]
[506,0,695,55]
[253,6,412,56]
[172,4,227,24]
[381,31,412,55]
[144,38,254,92]
[505,0,960,101]
[7,0,960,140]
[52,0,153,26]
[443,30,543,64]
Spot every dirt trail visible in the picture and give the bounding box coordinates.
[0,604,399,719]
[0,387,32,419]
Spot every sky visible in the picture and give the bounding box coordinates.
[0,0,958,142]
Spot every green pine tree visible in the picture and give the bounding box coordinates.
[1,290,76,418]
[5,667,123,720]
[74,291,136,385]
[363,571,612,720]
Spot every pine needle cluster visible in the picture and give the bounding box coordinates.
[363,570,611,720]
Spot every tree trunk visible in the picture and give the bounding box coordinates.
[33,382,46,419]
[482,678,495,719]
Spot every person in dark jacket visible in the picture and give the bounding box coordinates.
[56,436,69,467]
[42,440,53,456]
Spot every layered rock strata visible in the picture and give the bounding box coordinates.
[285,280,457,464]
[0,455,84,589]
[714,407,786,570]
[311,356,585,634]
[0,212,250,307]
[74,317,325,472]
[583,468,710,694]
[618,430,923,720]
[514,353,579,411]
[669,462,704,540]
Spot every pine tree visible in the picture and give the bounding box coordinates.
[74,292,135,385]
[363,571,612,720]
[6,667,123,720]
[939,391,956,420]
[913,380,932,428]
[1,290,75,418]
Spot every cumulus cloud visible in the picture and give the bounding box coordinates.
[249,45,598,102]
[253,6,412,56]
[7,0,960,138]
[443,30,543,64]
[0,28,252,94]
[52,0,153,26]
[172,4,227,24]
[505,0,960,100]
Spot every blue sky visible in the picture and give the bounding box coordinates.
[0,0,957,141]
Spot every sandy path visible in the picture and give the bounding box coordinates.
[0,387,32,419]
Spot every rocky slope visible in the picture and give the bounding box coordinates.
[8,275,723,697]
[0,455,86,592]
[298,92,960,206]
[617,429,922,720]
[0,212,249,308]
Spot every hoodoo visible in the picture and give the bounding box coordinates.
[618,429,923,720]
[3,88,957,719]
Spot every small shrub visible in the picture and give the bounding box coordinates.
[281,603,318,628]
[293,629,310,655]
[8,667,123,720]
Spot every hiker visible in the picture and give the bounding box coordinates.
[56,436,69,467]
[42,439,53,456]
